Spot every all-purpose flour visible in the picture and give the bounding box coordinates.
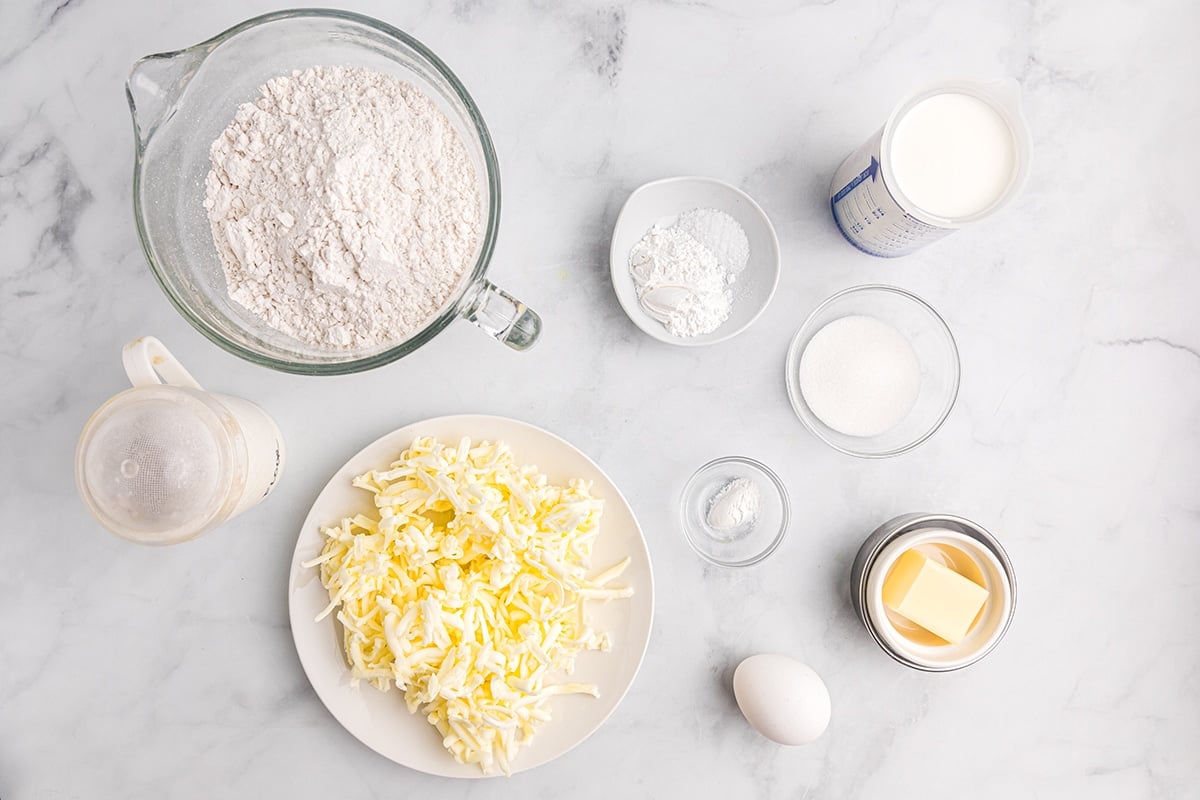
[204,65,480,349]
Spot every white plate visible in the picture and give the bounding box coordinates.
[288,414,654,778]
[609,176,781,346]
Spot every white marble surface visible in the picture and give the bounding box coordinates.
[3,0,1199,797]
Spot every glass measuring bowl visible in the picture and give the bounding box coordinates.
[126,9,540,374]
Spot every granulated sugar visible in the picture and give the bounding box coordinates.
[204,65,481,349]
[798,315,921,437]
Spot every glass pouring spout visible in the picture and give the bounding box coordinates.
[126,46,208,152]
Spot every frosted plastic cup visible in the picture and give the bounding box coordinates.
[829,79,1032,257]
[75,337,285,545]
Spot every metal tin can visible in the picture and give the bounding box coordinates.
[828,80,1032,258]
[850,513,1017,671]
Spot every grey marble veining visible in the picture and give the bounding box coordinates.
[2,0,1199,797]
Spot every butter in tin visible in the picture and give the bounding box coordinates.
[851,513,1017,672]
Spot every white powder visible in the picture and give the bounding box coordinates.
[627,208,748,338]
[798,315,922,437]
[204,65,480,349]
[629,227,728,337]
[706,477,761,534]
[674,208,750,276]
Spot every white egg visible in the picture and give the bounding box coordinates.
[733,654,831,745]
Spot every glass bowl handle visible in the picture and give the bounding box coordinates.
[460,281,541,351]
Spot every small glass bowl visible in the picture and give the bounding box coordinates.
[785,285,960,458]
[680,456,790,567]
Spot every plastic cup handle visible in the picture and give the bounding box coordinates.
[122,336,203,390]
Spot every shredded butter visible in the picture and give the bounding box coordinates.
[303,436,632,775]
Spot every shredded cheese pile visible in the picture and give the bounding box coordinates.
[303,436,632,775]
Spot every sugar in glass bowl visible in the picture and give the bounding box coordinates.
[785,285,960,458]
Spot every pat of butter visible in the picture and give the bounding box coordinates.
[882,548,989,644]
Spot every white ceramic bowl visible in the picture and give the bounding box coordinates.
[609,177,781,346]
[289,415,654,777]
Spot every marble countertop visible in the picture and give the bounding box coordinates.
[4,1,1198,797]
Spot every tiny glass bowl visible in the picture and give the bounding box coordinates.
[680,456,790,567]
[785,285,960,458]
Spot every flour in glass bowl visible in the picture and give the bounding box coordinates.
[203,65,481,349]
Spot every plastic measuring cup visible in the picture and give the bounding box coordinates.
[829,79,1032,258]
[76,337,285,545]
